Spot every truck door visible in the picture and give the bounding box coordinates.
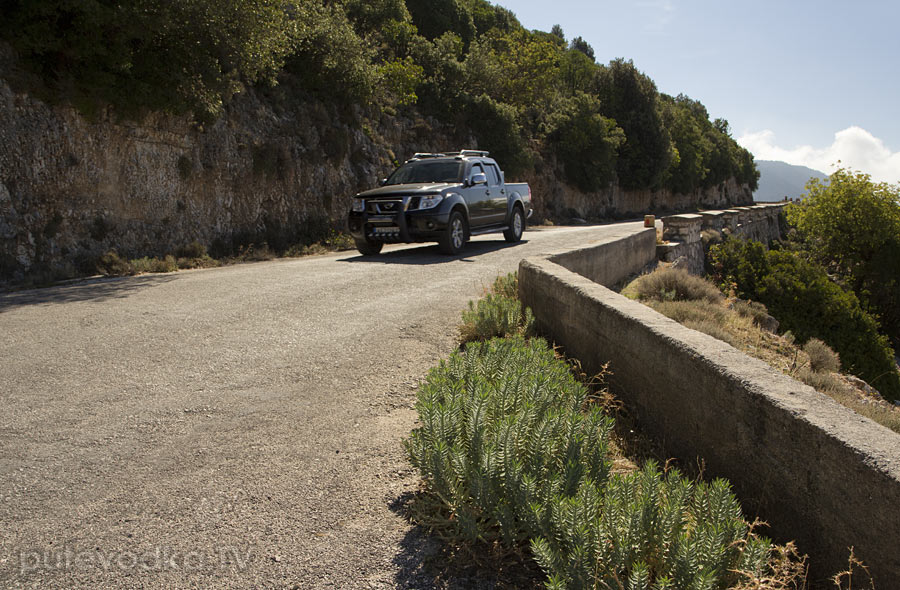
[461,162,491,226]
[484,163,507,224]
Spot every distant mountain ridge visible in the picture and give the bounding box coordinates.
[754,160,828,202]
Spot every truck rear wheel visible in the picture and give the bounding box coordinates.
[504,206,524,242]
[439,211,466,255]
[354,237,383,256]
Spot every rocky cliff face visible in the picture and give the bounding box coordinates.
[0,75,473,282]
[526,163,753,221]
[0,74,751,284]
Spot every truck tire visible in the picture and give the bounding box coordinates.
[439,211,466,255]
[503,205,525,242]
[354,237,383,256]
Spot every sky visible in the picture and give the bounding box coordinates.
[501,0,900,184]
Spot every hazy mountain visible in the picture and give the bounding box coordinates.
[754,160,828,202]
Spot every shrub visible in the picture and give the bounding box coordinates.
[406,336,614,547]
[176,241,207,259]
[458,292,534,343]
[731,299,778,333]
[131,255,177,274]
[406,336,792,589]
[531,466,773,590]
[96,250,135,276]
[803,338,841,373]
[488,271,519,299]
[623,267,724,304]
[458,272,534,343]
[710,238,900,401]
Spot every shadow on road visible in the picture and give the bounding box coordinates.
[0,274,177,312]
[339,239,528,265]
[389,492,542,590]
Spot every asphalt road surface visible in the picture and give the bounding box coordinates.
[0,222,645,589]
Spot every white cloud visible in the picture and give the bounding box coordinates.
[737,126,900,184]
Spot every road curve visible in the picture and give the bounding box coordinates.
[0,222,646,589]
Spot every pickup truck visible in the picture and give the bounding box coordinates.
[347,150,532,255]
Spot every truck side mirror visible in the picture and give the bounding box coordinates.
[470,173,487,186]
[378,178,387,186]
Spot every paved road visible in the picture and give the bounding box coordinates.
[0,222,645,589]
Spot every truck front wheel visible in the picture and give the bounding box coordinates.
[354,237,383,256]
[439,211,466,255]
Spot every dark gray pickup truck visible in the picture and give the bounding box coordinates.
[347,150,532,255]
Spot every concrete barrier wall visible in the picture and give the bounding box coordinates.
[548,226,657,287]
[518,231,900,585]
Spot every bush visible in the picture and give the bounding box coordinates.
[622,267,724,304]
[406,336,792,589]
[176,241,207,259]
[731,299,778,333]
[131,255,177,274]
[96,250,135,276]
[458,292,534,343]
[458,272,534,343]
[803,338,841,373]
[711,238,900,400]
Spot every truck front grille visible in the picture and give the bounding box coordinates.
[367,199,406,214]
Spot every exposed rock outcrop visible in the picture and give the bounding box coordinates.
[0,71,752,284]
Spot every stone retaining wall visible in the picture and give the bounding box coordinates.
[518,215,900,585]
[656,204,785,274]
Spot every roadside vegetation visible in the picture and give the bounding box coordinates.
[15,232,357,287]
[406,273,807,589]
[458,273,534,344]
[623,267,900,434]
[98,232,356,278]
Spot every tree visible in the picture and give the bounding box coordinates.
[549,92,624,192]
[569,36,595,61]
[550,24,565,43]
[405,0,475,45]
[0,0,300,121]
[595,59,672,190]
[786,168,900,345]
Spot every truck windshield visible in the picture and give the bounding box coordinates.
[385,161,462,185]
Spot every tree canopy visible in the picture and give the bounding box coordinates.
[0,0,759,192]
[787,169,900,345]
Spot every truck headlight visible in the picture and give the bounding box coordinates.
[351,199,365,212]
[418,194,443,210]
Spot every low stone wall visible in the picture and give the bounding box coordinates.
[518,222,900,585]
[656,204,785,274]
[546,223,657,287]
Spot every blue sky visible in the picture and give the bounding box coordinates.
[501,0,900,183]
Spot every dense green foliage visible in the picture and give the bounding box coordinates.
[0,0,298,121]
[0,0,759,193]
[407,336,781,589]
[786,169,900,346]
[710,238,900,401]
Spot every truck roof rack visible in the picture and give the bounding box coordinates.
[407,150,490,162]
[410,152,447,159]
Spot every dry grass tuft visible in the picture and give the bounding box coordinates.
[804,338,841,373]
[623,267,724,304]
